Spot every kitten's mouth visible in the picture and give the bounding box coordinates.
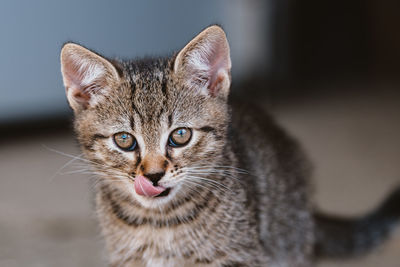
[155,188,171,197]
[134,175,171,198]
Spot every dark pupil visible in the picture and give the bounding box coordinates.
[177,129,185,136]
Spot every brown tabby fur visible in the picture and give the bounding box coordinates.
[61,26,400,267]
[61,25,314,267]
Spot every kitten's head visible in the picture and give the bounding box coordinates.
[60,25,232,208]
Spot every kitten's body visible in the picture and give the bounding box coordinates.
[60,26,400,267]
[95,99,313,267]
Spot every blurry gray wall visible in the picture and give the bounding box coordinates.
[0,0,270,123]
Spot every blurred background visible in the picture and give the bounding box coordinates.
[0,0,399,266]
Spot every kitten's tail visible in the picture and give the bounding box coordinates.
[314,187,400,259]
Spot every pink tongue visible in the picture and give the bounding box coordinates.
[134,175,166,197]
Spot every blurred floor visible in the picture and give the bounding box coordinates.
[272,83,400,267]
[0,83,399,267]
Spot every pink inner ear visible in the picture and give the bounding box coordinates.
[207,42,230,96]
[186,34,230,97]
[64,64,85,91]
[208,70,226,96]
[62,54,106,103]
[61,43,120,110]
[63,65,93,109]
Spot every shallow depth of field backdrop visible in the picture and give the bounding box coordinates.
[0,1,399,266]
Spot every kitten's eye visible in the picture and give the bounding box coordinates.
[168,128,192,147]
[113,132,137,151]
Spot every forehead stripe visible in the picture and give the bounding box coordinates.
[161,75,167,95]
[198,126,215,133]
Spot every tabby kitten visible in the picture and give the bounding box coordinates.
[60,26,400,267]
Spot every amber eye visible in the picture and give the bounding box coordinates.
[113,132,137,151]
[168,128,192,147]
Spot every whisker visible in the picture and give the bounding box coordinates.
[183,170,245,185]
[183,165,250,174]
[184,175,233,194]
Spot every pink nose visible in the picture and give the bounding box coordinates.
[134,175,166,197]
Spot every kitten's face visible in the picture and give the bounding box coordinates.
[61,26,232,208]
[75,62,228,208]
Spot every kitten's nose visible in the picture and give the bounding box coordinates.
[144,172,165,186]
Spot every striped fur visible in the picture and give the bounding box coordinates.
[61,26,316,267]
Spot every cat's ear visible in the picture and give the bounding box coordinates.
[60,43,120,111]
[174,25,231,98]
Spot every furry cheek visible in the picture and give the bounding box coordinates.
[101,138,141,171]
